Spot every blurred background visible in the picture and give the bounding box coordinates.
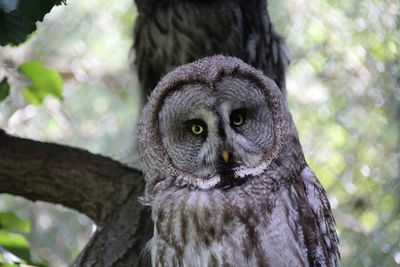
[0,0,399,266]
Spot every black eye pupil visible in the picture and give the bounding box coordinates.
[233,115,243,124]
[193,125,201,133]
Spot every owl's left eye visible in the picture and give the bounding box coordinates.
[187,119,207,136]
[191,124,204,135]
[230,108,246,127]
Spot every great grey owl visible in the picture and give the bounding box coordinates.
[138,56,339,267]
[133,0,289,101]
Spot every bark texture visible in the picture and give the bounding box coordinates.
[0,129,152,266]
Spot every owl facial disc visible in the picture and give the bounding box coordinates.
[138,56,288,190]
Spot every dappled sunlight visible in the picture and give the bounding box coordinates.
[278,0,399,265]
[0,0,398,266]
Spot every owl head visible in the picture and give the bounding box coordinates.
[138,56,302,194]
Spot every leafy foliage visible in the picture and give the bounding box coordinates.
[0,212,45,266]
[0,212,30,234]
[0,78,10,101]
[272,0,400,265]
[0,0,66,46]
[18,61,63,104]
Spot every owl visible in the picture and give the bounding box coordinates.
[137,56,339,267]
[133,0,289,101]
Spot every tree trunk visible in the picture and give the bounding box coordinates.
[0,129,152,266]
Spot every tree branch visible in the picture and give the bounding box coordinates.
[0,129,143,224]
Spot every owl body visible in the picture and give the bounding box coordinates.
[150,170,330,267]
[134,0,289,99]
[138,56,339,267]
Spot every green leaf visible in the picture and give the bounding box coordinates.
[0,230,30,263]
[0,245,23,265]
[0,77,10,101]
[0,0,66,46]
[18,60,63,104]
[0,212,30,234]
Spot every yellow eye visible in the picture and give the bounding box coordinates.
[191,124,204,135]
[232,114,244,126]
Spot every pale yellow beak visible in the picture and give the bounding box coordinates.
[221,149,230,163]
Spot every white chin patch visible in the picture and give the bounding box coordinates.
[174,161,270,190]
[175,174,221,190]
[234,162,269,178]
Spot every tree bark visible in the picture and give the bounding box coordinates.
[0,129,152,266]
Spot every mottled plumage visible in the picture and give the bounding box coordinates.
[138,56,339,267]
[133,0,289,101]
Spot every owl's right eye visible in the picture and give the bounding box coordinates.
[187,119,207,136]
[230,108,247,128]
